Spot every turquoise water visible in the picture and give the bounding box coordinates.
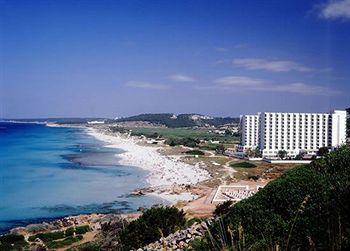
[0,122,164,233]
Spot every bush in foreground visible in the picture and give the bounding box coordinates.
[193,146,350,250]
[119,206,186,250]
[0,234,27,250]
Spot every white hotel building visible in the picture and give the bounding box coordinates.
[239,110,347,158]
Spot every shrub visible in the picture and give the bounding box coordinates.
[186,217,204,227]
[0,234,27,250]
[98,216,129,250]
[165,137,199,147]
[194,146,350,250]
[215,144,226,154]
[119,206,186,250]
[28,231,65,242]
[75,225,90,235]
[185,150,205,156]
[213,200,233,217]
[65,227,75,237]
[67,242,100,251]
[199,144,218,151]
[46,235,83,249]
[229,161,256,168]
[317,146,329,156]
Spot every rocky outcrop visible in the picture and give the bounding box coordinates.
[140,221,208,251]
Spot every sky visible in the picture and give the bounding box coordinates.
[1,0,350,118]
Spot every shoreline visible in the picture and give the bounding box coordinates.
[85,126,211,203]
[2,123,212,235]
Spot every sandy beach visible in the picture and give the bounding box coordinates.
[86,127,211,203]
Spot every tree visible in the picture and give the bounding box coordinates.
[215,144,226,155]
[253,147,262,157]
[246,148,254,158]
[225,129,233,136]
[245,147,262,158]
[317,147,329,156]
[278,150,287,160]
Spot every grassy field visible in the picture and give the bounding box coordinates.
[124,127,239,143]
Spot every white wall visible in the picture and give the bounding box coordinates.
[240,110,346,158]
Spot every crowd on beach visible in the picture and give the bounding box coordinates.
[87,127,211,202]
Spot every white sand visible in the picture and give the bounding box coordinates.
[86,128,210,202]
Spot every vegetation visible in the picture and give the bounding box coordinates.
[67,242,100,251]
[246,147,262,158]
[317,146,329,156]
[186,217,205,227]
[110,126,239,148]
[98,216,129,250]
[165,137,200,147]
[185,150,205,155]
[28,230,65,242]
[75,225,91,235]
[278,150,288,159]
[199,143,219,151]
[0,234,27,250]
[230,161,257,168]
[215,144,226,155]
[119,206,186,250]
[213,201,234,217]
[192,146,350,250]
[25,225,91,249]
[46,235,83,249]
[65,225,90,237]
[114,113,239,128]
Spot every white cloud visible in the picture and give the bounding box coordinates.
[212,75,339,96]
[319,0,350,20]
[169,74,196,82]
[214,76,265,87]
[125,81,169,90]
[232,58,314,72]
[269,82,339,95]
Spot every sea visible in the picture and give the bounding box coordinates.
[0,122,165,234]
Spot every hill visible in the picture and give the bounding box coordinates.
[114,113,239,128]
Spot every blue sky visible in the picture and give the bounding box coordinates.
[1,0,349,118]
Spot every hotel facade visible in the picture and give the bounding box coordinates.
[239,110,347,158]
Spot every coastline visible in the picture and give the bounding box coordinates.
[2,123,215,235]
[85,126,211,203]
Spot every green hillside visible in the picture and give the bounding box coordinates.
[115,113,239,128]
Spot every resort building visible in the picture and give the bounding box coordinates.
[239,110,347,158]
[238,114,260,151]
